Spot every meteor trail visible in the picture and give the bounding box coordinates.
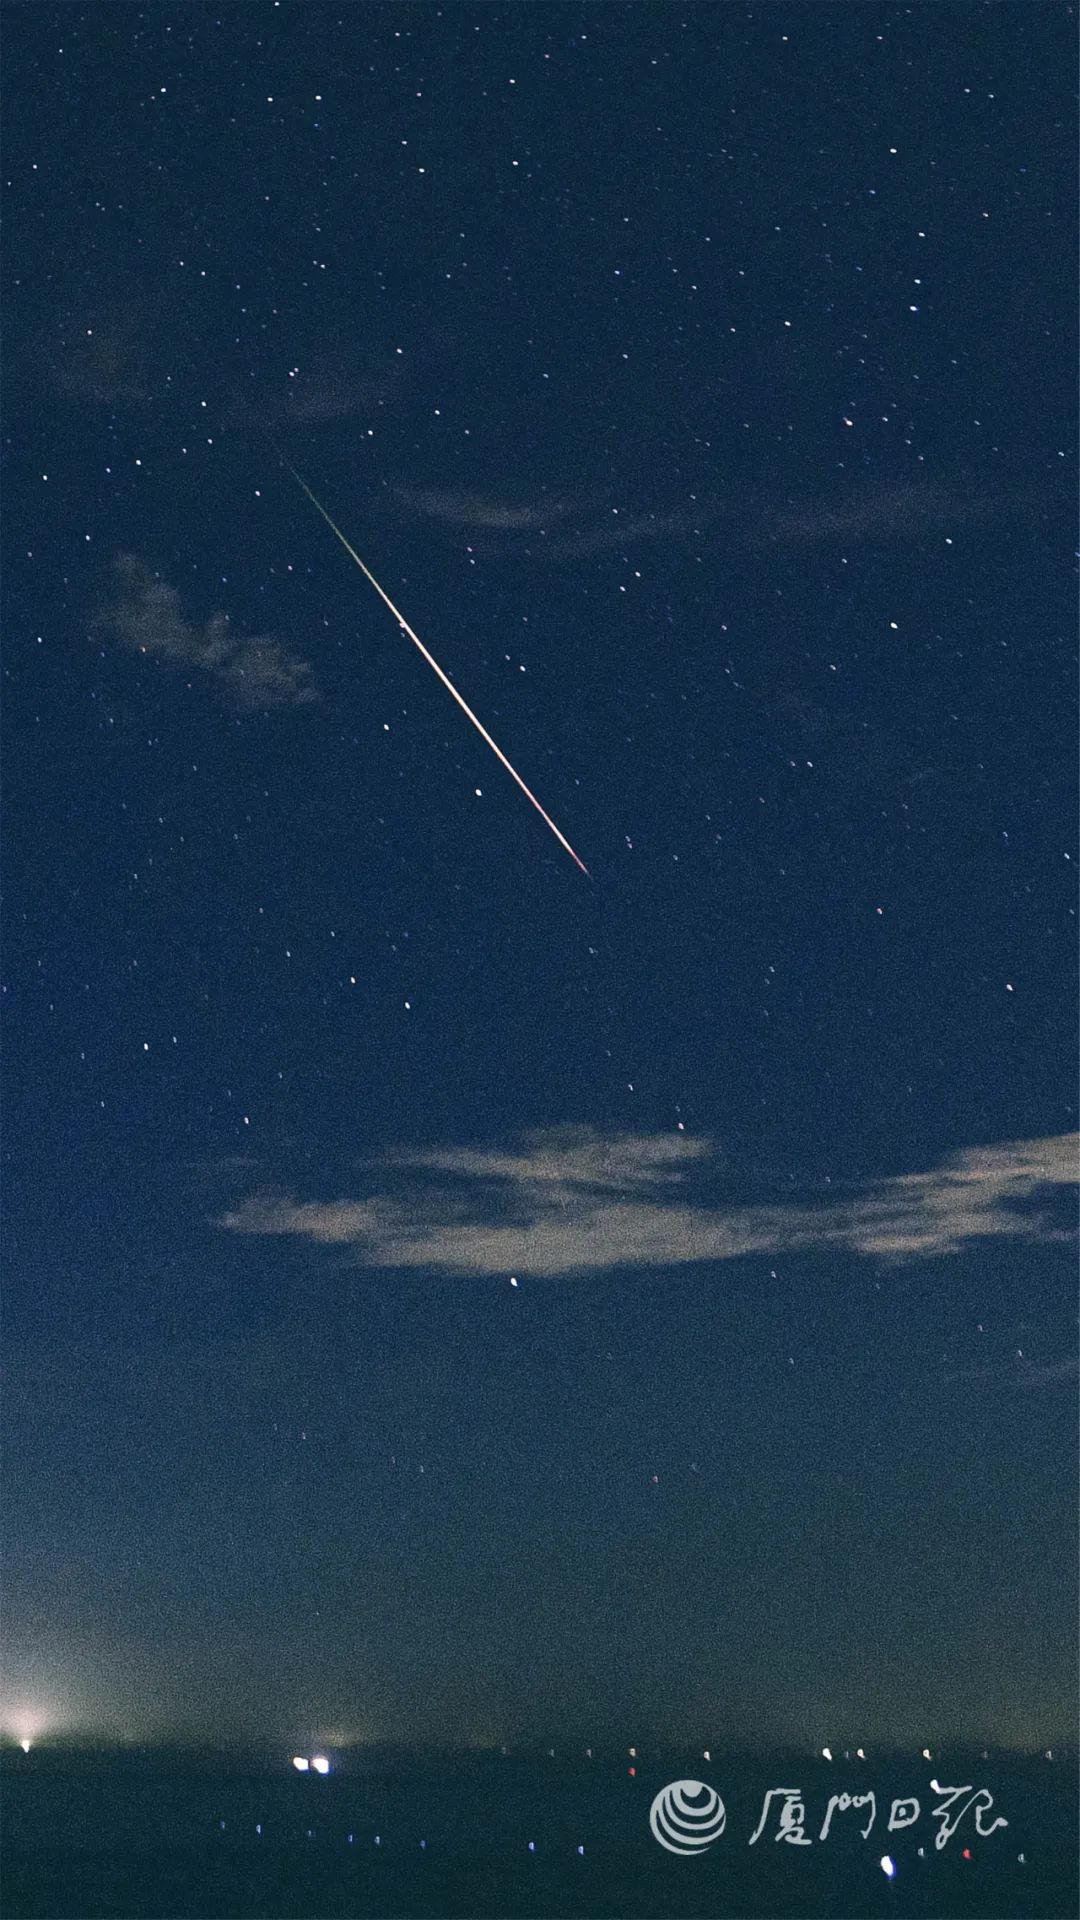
[264,434,590,876]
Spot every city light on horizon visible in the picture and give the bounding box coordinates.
[2,1702,54,1751]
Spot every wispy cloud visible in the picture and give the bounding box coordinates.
[952,1352,1079,1391]
[217,1128,1077,1278]
[50,301,155,409]
[548,503,729,557]
[751,481,1028,548]
[395,487,575,531]
[393,476,1023,561]
[99,554,318,710]
[280,365,401,423]
[396,486,728,552]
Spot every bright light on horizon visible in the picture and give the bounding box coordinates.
[291,1755,309,1771]
[312,1755,330,1774]
[3,1705,50,1749]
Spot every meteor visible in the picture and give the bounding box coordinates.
[264,434,590,876]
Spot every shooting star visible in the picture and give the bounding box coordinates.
[264,434,589,876]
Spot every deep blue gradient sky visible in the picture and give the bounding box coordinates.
[3,2,1076,1751]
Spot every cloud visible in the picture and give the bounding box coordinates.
[751,481,1029,548]
[547,503,729,557]
[217,1128,1077,1278]
[99,555,318,710]
[393,476,1019,561]
[49,301,155,409]
[1015,1355,1080,1388]
[280,365,401,423]
[396,489,729,553]
[395,487,574,531]
[952,1353,1079,1391]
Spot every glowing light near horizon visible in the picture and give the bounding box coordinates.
[312,1755,330,1774]
[821,1747,833,1761]
[3,1704,52,1749]
[291,1756,309,1771]
[881,1855,896,1878]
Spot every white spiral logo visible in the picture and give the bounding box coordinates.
[649,1778,727,1854]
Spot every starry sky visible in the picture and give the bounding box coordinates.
[3,2,1076,1754]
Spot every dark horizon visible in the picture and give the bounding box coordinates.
[6,1736,1076,1761]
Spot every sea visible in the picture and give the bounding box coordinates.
[3,1743,1076,1918]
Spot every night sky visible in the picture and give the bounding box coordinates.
[3,3,1076,1755]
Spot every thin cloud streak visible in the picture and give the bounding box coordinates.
[395,487,575,531]
[281,367,400,423]
[951,1353,1079,1391]
[217,1129,1078,1277]
[548,503,729,557]
[751,481,1032,547]
[396,489,729,553]
[99,554,319,710]
[394,477,1025,560]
